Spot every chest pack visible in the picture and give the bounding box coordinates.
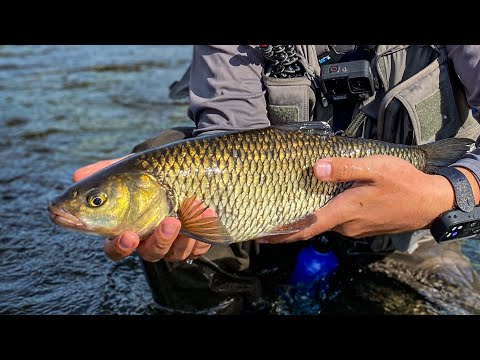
[262,44,480,253]
[263,45,480,146]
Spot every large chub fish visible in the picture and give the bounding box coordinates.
[48,123,473,244]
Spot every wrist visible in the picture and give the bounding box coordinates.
[454,167,480,206]
[429,173,456,217]
[427,167,479,223]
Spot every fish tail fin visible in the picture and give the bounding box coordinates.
[421,138,474,173]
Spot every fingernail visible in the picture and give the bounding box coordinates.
[161,222,177,237]
[315,162,331,179]
[119,235,136,250]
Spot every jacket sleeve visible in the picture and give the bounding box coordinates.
[188,45,270,137]
[446,45,480,120]
[447,45,480,186]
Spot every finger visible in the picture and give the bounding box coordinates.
[202,207,217,218]
[104,231,140,261]
[187,241,211,260]
[178,203,215,260]
[330,223,366,239]
[314,157,379,183]
[136,217,181,262]
[164,235,196,262]
[164,201,215,261]
[72,156,127,182]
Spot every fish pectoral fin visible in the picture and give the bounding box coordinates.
[254,213,317,238]
[178,196,233,245]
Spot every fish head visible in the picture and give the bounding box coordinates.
[48,171,170,239]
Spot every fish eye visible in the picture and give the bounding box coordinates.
[87,193,107,207]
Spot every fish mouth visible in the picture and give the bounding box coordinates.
[48,204,86,229]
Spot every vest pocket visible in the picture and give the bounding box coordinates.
[377,56,464,145]
[262,74,316,124]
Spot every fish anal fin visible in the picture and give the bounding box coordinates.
[254,213,317,238]
[178,196,233,245]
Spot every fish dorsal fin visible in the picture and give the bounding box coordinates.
[178,196,234,245]
[254,213,317,238]
[272,121,333,136]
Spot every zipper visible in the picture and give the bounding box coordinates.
[345,111,368,138]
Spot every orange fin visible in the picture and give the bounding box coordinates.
[254,213,317,238]
[178,196,233,245]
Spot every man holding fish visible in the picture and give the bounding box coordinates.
[61,45,480,314]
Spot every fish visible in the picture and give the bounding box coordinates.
[48,122,474,244]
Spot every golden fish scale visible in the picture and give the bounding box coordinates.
[135,128,427,242]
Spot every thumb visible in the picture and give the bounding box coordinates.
[72,156,127,183]
[314,157,377,182]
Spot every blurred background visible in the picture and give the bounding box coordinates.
[1,45,479,314]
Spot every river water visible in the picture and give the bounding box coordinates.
[1,45,479,315]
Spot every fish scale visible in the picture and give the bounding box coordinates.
[135,127,428,242]
[50,125,472,244]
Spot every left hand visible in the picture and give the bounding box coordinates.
[72,157,129,182]
[73,157,212,262]
[257,155,475,244]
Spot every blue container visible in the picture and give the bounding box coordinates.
[290,244,339,287]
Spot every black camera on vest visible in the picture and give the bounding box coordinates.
[319,60,375,102]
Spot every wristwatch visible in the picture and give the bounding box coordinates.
[430,167,479,242]
[435,167,475,213]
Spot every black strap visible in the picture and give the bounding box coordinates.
[435,167,475,212]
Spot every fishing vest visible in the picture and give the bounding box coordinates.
[263,45,480,253]
[264,45,480,146]
[170,45,480,254]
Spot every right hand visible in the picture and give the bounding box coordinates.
[73,158,212,263]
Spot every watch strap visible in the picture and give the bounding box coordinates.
[435,167,475,212]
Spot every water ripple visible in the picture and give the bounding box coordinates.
[1,45,479,315]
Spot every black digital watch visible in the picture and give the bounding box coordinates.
[430,167,479,242]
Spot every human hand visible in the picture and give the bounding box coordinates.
[257,155,478,244]
[72,157,128,182]
[73,158,212,262]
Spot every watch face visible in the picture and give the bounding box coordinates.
[447,221,480,240]
[432,207,480,243]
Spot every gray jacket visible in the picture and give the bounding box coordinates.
[188,44,480,188]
